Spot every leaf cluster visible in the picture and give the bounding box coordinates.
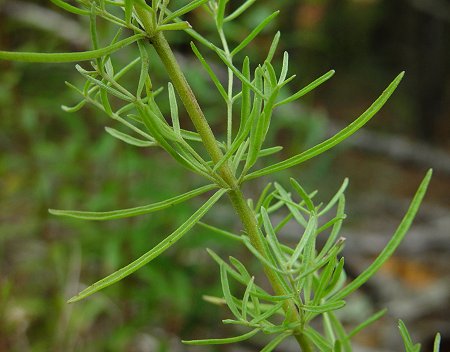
[186,171,432,350]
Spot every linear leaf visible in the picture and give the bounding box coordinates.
[137,40,150,98]
[241,276,254,320]
[266,31,281,64]
[182,328,259,345]
[105,127,156,147]
[0,34,144,62]
[157,22,192,31]
[318,178,349,216]
[304,327,332,351]
[333,169,432,301]
[231,11,279,57]
[190,42,228,101]
[163,0,209,24]
[167,83,181,135]
[261,208,285,267]
[290,178,315,212]
[245,72,405,181]
[224,0,256,22]
[220,263,242,319]
[261,332,291,352]
[302,300,345,313]
[76,65,134,101]
[50,184,217,220]
[275,70,335,107]
[433,333,441,352]
[67,189,226,303]
[326,312,352,352]
[398,320,421,352]
[50,0,90,15]
[347,308,387,340]
[61,100,86,113]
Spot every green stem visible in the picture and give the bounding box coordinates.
[150,30,313,352]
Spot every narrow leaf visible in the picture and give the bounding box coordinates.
[304,327,332,351]
[67,189,226,303]
[220,263,242,319]
[0,34,144,63]
[190,42,228,101]
[433,333,441,352]
[61,100,86,113]
[347,308,387,339]
[333,169,432,301]
[260,332,291,352]
[163,0,209,24]
[137,40,150,98]
[245,72,405,181]
[224,0,257,22]
[50,184,217,220]
[49,0,90,15]
[104,127,156,147]
[231,11,279,57]
[275,70,335,107]
[290,178,315,212]
[157,22,192,32]
[182,328,259,345]
[302,300,345,313]
[266,31,281,64]
[168,83,180,135]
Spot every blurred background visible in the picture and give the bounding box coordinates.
[0,0,449,351]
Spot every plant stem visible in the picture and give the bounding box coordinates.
[150,30,313,352]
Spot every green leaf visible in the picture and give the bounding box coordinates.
[241,276,254,320]
[260,332,291,352]
[167,83,180,135]
[137,40,150,98]
[49,0,90,16]
[50,184,217,220]
[245,72,405,181]
[214,49,265,99]
[157,22,192,32]
[67,189,226,303]
[224,0,257,22]
[190,42,228,102]
[230,11,279,57]
[0,34,144,63]
[105,127,156,147]
[327,312,352,352]
[124,0,134,25]
[318,178,349,216]
[266,31,281,64]
[333,169,432,301]
[304,327,332,351]
[220,263,242,319]
[287,214,317,268]
[216,0,228,29]
[433,333,441,352]
[302,300,345,314]
[162,0,209,24]
[398,320,421,352]
[274,70,335,107]
[250,301,284,324]
[182,328,259,345]
[279,51,289,84]
[289,178,315,212]
[61,100,86,113]
[347,309,387,340]
[261,208,285,268]
[76,65,134,101]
